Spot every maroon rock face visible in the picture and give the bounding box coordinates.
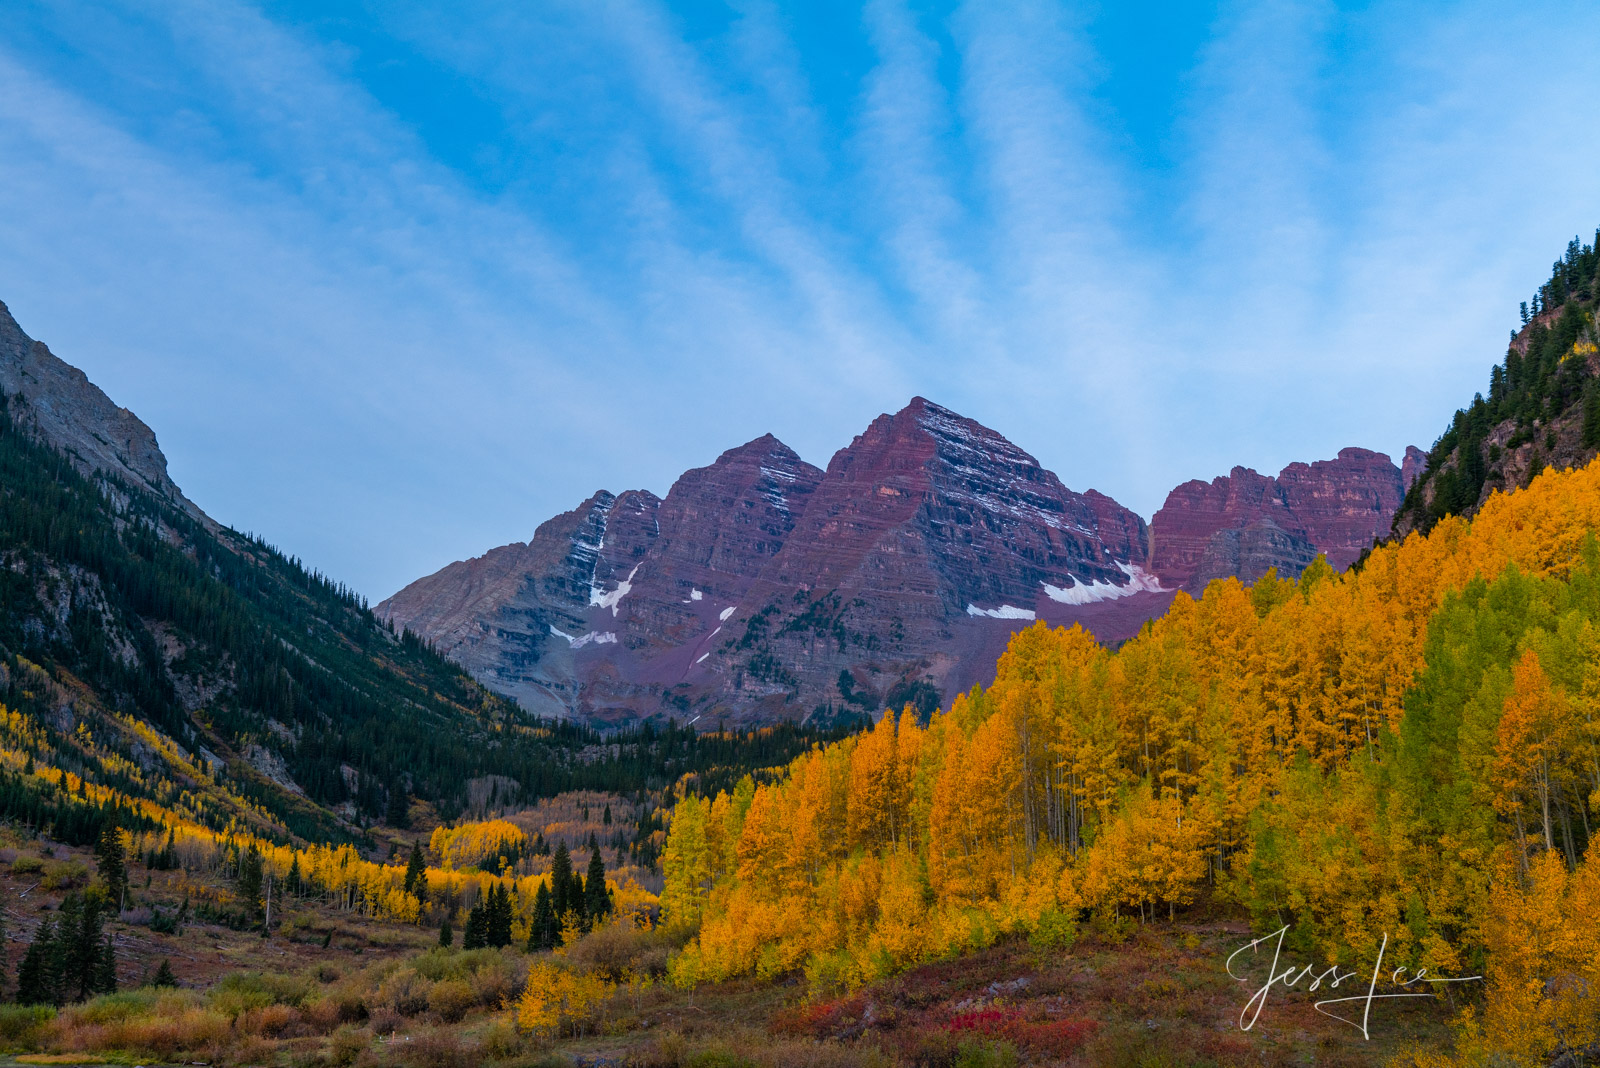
[1149,447,1407,591]
[606,435,823,652]
[376,490,638,717]
[756,397,1148,627]
[381,401,1411,727]
[1276,448,1408,569]
[380,399,1159,725]
[1401,446,1427,492]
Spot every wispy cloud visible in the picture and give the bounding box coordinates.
[1,0,1598,597]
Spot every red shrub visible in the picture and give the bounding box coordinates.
[940,1007,1096,1055]
[1004,1018,1097,1056]
[768,994,867,1039]
[943,1007,1021,1035]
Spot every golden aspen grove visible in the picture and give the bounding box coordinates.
[661,459,1600,1066]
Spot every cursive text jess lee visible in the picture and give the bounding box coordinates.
[1226,926,1481,1040]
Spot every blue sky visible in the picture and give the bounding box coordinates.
[2,1,1598,600]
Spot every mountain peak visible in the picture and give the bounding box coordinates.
[715,432,800,465]
[382,397,1409,726]
[0,300,207,525]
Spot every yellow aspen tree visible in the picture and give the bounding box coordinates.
[1494,650,1566,860]
[659,794,712,926]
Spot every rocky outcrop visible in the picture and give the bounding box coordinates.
[754,397,1149,632]
[1401,446,1427,492]
[383,402,1415,726]
[1150,448,1408,590]
[607,435,823,653]
[382,399,1161,726]
[374,491,640,717]
[1395,235,1600,536]
[0,300,206,524]
[378,436,825,719]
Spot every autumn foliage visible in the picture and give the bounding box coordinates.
[662,460,1600,1060]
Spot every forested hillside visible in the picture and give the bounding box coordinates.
[0,382,842,849]
[661,457,1600,1066]
[1399,231,1600,533]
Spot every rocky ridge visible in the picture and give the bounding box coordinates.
[1396,231,1600,535]
[0,300,206,524]
[382,401,1415,726]
[1148,448,1409,592]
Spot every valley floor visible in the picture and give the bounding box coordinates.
[0,886,1459,1067]
[541,923,1457,1067]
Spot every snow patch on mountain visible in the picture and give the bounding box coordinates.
[591,565,639,615]
[1041,562,1164,606]
[570,631,618,650]
[966,603,1036,620]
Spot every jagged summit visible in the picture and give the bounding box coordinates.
[1149,447,1409,591]
[382,398,1410,726]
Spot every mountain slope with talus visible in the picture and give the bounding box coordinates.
[383,398,1412,726]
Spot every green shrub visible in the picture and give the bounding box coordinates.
[69,988,161,1024]
[328,1023,370,1066]
[10,854,43,875]
[207,970,312,1016]
[412,946,506,982]
[375,967,431,1017]
[1028,910,1078,952]
[0,1003,53,1047]
[427,979,475,1023]
[39,858,88,889]
[565,917,681,981]
[685,1049,757,1068]
[954,1038,1018,1068]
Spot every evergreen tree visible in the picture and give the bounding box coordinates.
[461,901,487,950]
[528,882,556,951]
[62,892,107,1003]
[238,846,264,923]
[15,919,57,1006]
[403,842,427,900]
[154,828,176,871]
[285,855,302,897]
[385,779,410,828]
[603,803,612,825]
[94,825,128,910]
[571,870,590,934]
[93,936,116,995]
[1583,378,1600,449]
[550,841,573,917]
[585,848,612,922]
[57,894,85,1003]
[151,959,177,987]
[439,918,453,948]
[487,884,513,948]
